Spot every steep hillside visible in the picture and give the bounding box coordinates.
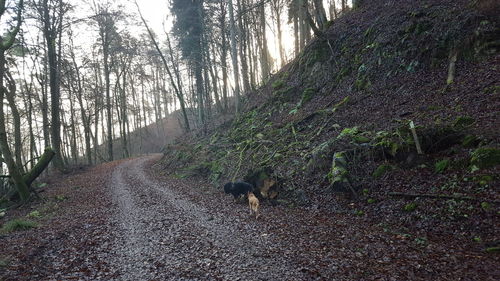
[160,0,499,255]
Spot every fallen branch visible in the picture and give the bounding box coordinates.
[389,192,500,204]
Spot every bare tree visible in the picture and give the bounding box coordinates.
[0,0,31,201]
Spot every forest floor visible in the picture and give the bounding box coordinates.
[1,154,498,280]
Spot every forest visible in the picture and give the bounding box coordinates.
[1,0,499,280]
[0,0,344,198]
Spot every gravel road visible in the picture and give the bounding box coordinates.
[108,155,306,280]
[3,154,497,281]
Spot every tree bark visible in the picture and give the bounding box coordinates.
[259,1,270,81]
[23,148,55,187]
[4,71,24,173]
[0,0,30,201]
[41,0,64,170]
[228,0,241,113]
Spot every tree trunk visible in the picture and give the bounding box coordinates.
[228,0,241,113]
[0,0,30,201]
[41,0,64,170]
[4,71,24,173]
[219,1,229,112]
[236,0,251,94]
[259,2,270,81]
[312,0,328,30]
[23,148,55,187]
[135,1,191,131]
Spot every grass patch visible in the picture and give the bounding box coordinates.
[27,210,41,218]
[471,147,500,169]
[485,246,500,253]
[403,202,417,212]
[54,195,67,201]
[435,159,450,173]
[1,219,38,234]
[271,79,285,90]
[354,210,365,216]
[373,164,394,178]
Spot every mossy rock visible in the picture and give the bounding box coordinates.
[373,164,394,178]
[306,139,337,172]
[328,152,349,186]
[471,147,500,169]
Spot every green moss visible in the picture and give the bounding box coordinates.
[453,116,475,129]
[353,135,370,143]
[471,147,500,169]
[485,247,500,253]
[354,75,371,90]
[373,164,394,178]
[338,127,359,139]
[1,219,38,233]
[27,210,41,218]
[328,152,349,185]
[462,135,480,148]
[271,79,285,90]
[304,43,329,66]
[435,159,450,173]
[54,195,67,201]
[403,202,417,212]
[273,86,295,102]
[332,96,350,112]
[475,175,494,186]
[336,67,351,83]
[481,202,491,211]
[374,131,401,157]
[354,210,365,216]
[300,88,315,105]
[483,85,500,95]
[364,25,374,37]
[367,198,376,204]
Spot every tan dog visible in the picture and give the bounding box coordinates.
[247,192,260,218]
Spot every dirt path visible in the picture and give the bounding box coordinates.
[107,155,304,280]
[1,155,498,280]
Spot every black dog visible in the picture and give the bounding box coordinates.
[224,181,254,199]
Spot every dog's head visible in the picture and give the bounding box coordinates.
[223,182,233,194]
